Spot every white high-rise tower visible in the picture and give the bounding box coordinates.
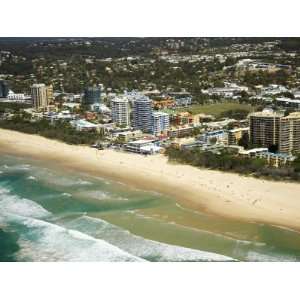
[111,97,130,127]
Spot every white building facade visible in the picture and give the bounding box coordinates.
[152,111,170,136]
[111,97,130,127]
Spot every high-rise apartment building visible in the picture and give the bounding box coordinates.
[279,112,300,154]
[111,97,130,127]
[132,96,153,133]
[31,83,48,110]
[83,86,101,106]
[46,84,54,104]
[249,109,284,148]
[0,80,9,98]
[152,112,170,136]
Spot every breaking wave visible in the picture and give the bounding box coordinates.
[0,187,143,262]
[246,250,298,262]
[0,187,51,219]
[8,216,144,262]
[64,215,237,262]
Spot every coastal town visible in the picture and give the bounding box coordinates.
[2,1,300,298]
[0,38,300,180]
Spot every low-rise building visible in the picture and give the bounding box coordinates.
[45,110,74,122]
[85,111,98,121]
[175,97,192,106]
[90,103,111,114]
[167,126,194,138]
[170,112,194,126]
[257,152,295,168]
[197,113,215,124]
[125,139,161,154]
[70,119,98,131]
[239,147,269,158]
[152,98,175,109]
[7,91,26,101]
[275,97,300,109]
[202,83,248,98]
[204,118,236,130]
[260,84,289,96]
[228,127,249,145]
[116,130,143,143]
[198,130,228,145]
[62,102,81,111]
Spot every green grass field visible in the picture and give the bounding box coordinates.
[175,102,257,117]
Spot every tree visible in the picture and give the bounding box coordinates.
[293,154,300,173]
[220,109,250,120]
[238,132,249,149]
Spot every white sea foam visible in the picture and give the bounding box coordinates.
[77,179,93,186]
[27,176,37,181]
[246,250,298,262]
[65,216,236,262]
[31,168,106,192]
[8,164,31,171]
[61,193,72,197]
[115,196,129,201]
[80,190,110,200]
[271,225,300,234]
[0,164,31,175]
[77,189,128,202]
[45,176,79,187]
[131,210,252,246]
[0,188,50,219]
[31,169,91,187]
[175,202,208,217]
[10,215,143,262]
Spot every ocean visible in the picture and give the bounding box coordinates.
[1,153,300,262]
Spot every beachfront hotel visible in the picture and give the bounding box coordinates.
[132,95,153,133]
[111,97,130,127]
[249,109,284,148]
[152,111,170,136]
[31,83,48,110]
[279,112,300,154]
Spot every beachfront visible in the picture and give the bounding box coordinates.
[1,128,300,231]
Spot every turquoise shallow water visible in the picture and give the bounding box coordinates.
[1,153,300,262]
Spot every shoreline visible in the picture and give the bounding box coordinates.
[1,128,300,231]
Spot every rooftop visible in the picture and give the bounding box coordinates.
[71,119,97,128]
[276,97,300,104]
[229,127,249,133]
[128,139,156,145]
[282,112,300,119]
[152,111,169,117]
[249,109,284,118]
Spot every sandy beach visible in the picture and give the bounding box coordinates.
[1,128,300,231]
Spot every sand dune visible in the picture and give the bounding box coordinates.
[1,128,300,231]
